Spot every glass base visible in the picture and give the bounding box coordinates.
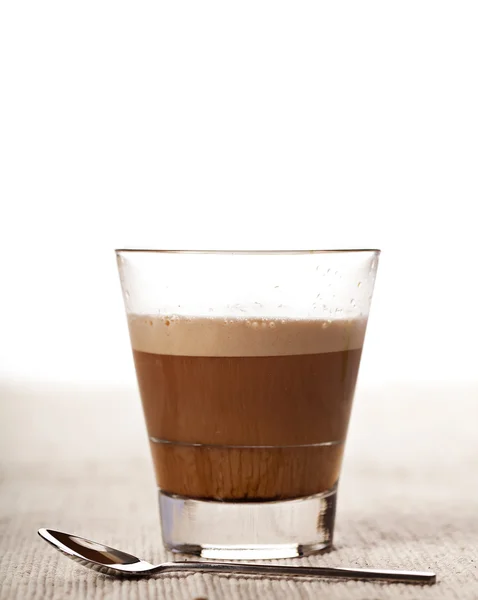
[159,487,337,560]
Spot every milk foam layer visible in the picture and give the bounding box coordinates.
[128,314,366,357]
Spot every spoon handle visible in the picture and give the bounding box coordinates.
[164,562,436,584]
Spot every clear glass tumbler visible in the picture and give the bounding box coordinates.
[116,249,379,559]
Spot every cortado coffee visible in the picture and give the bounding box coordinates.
[129,314,365,501]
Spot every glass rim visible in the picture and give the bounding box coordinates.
[115,248,381,256]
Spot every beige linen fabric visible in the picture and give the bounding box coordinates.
[1,382,477,599]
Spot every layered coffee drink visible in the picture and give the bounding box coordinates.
[129,314,365,501]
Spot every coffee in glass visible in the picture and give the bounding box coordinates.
[117,250,379,559]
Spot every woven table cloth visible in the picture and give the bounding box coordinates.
[1,381,477,599]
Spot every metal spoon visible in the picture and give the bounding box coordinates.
[38,528,435,584]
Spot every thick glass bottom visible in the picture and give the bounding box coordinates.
[159,486,337,560]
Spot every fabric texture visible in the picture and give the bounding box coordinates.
[1,381,477,599]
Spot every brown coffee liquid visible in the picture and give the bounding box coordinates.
[129,315,365,501]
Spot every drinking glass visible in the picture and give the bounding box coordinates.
[116,249,379,559]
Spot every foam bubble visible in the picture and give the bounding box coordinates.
[128,314,366,357]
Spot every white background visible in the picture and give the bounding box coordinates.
[1,1,477,386]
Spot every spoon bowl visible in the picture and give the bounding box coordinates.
[38,529,156,575]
